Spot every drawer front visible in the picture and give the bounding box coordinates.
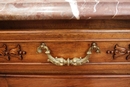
[0,30,130,74]
[0,42,130,63]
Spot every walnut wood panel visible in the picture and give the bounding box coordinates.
[0,77,8,87]
[0,29,129,74]
[0,30,130,42]
[0,42,130,63]
[0,75,130,87]
[0,63,130,75]
[0,42,130,74]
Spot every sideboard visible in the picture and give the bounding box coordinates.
[0,0,130,87]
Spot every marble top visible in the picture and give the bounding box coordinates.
[0,0,130,20]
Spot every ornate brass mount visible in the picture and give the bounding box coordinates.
[37,42,100,66]
[106,44,130,60]
[0,44,26,60]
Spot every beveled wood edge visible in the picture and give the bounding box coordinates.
[0,74,130,78]
[0,29,129,42]
[1,62,130,65]
[0,63,130,75]
[0,30,130,33]
[0,39,130,42]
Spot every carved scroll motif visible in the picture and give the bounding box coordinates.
[0,44,26,60]
[106,44,130,60]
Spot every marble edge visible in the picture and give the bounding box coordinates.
[0,0,130,20]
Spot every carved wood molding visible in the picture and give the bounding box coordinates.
[106,44,130,60]
[0,44,26,60]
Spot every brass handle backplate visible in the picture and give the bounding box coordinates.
[37,42,100,66]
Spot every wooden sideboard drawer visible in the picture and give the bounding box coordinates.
[0,29,130,75]
[0,74,130,87]
[0,42,130,63]
[0,20,130,86]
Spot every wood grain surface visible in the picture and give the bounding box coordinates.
[0,74,130,87]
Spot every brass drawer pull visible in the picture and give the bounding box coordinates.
[37,42,100,66]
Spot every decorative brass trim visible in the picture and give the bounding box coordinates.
[37,42,100,66]
[106,44,130,60]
